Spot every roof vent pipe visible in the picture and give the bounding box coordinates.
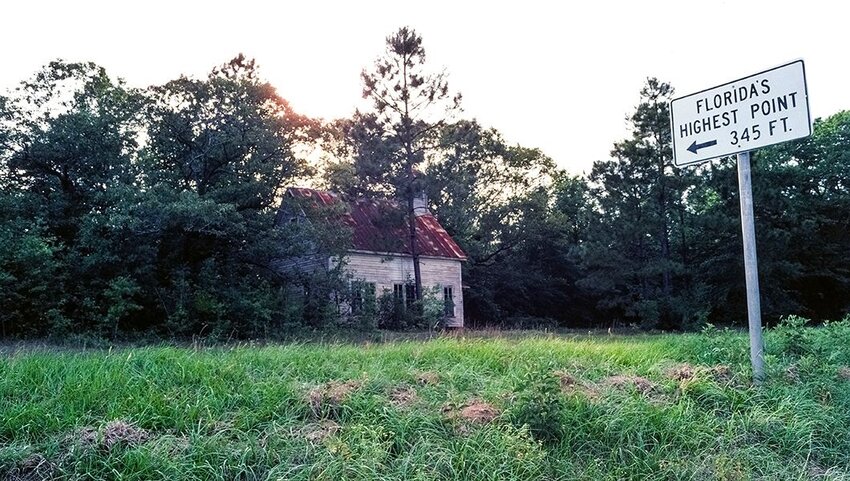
[412,191,429,216]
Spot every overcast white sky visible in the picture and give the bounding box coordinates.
[2,0,848,174]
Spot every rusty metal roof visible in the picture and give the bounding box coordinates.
[286,187,466,260]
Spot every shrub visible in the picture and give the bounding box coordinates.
[375,285,447,330]
[771,315,812,357]
[507,369,567,444]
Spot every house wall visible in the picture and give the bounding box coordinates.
[272,254,326,273]
[333,252,464,327]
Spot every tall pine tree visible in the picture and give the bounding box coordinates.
[582,78,698,329]
[356,26,461,301]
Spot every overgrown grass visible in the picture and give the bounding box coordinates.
[2,320,850,480]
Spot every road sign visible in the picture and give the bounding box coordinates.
[669,59,814,385]
[670,60,811,167]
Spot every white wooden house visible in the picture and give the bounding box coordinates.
[279,187,466,328]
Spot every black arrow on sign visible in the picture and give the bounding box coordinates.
[687,139,718,154]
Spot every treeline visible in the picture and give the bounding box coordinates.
[0,57,348,339]
[1,29,848,339]
[417,88,850,330]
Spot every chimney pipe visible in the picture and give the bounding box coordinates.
[412,191,428,216]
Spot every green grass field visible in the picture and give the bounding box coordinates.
[2,323,850,480]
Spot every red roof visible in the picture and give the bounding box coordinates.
[285,187,466,260]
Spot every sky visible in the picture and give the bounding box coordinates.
[2,0,848,175]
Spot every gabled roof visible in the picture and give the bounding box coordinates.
[284,187,467,260]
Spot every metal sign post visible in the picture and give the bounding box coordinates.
[736,151,764,384]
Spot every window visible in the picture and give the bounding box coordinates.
[405,284,416,309]
[351,281,375,314]
[393,283,416,310]
[443,286,455,317]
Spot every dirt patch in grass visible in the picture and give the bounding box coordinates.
[167,435,191,455]
[553,370,600,400]
[786,364,801,383]
[6,453,54,481]
[665,364,699,381]
[415,371,440,386]
[308,380,363,417]
[665,364,735,385]
[838,366,850,380]
[63,422,148,453]
[72,426,99,449]
[102,420,149,450]
[302,420,341,445]
[442,399,500,425]
[710,365,733,383]
[806,462,845,480]
[602,375,658,395]
[460,401,500,423]
[389,385,418,408]
[210,419,235,435]
[554,370,580,389]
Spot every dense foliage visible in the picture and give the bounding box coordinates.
[0,58,340,339]
[1,27,848,338]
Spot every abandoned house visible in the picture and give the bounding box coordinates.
[278,187,466,328]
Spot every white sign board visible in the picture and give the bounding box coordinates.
[670,60,811,167]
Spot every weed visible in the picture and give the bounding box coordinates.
[508,369,567,444]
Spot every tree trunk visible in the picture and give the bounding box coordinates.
[407,192,422,301]
[660,213,672,296]
[401,54,423,302]
[658,158,672,298]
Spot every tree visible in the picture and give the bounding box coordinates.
[0,61,144,336]
[358,26,461,302]
[2,61,142,243]
[582,78,698,329]
[0,56,349,339]
[141,55,325,336]
[425,120,583,325]
[145,54,311,206]
[321,112,398,197]
[688,110,850,324]
[786,111,850,320]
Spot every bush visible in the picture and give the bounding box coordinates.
[375,285,447,330]
[347,281,378,331]
[502,316,559,330]
[507,369,567,444]
[770,315,850,365]
[687,324,751,366]
[771,315,812,357]
[0,221,64,337]
[815,317,850,365]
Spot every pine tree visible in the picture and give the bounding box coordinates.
[582,78,697,328]
[358,26,461,301]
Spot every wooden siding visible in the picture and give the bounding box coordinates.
[332,252,464,327]
[272,254,326,273]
